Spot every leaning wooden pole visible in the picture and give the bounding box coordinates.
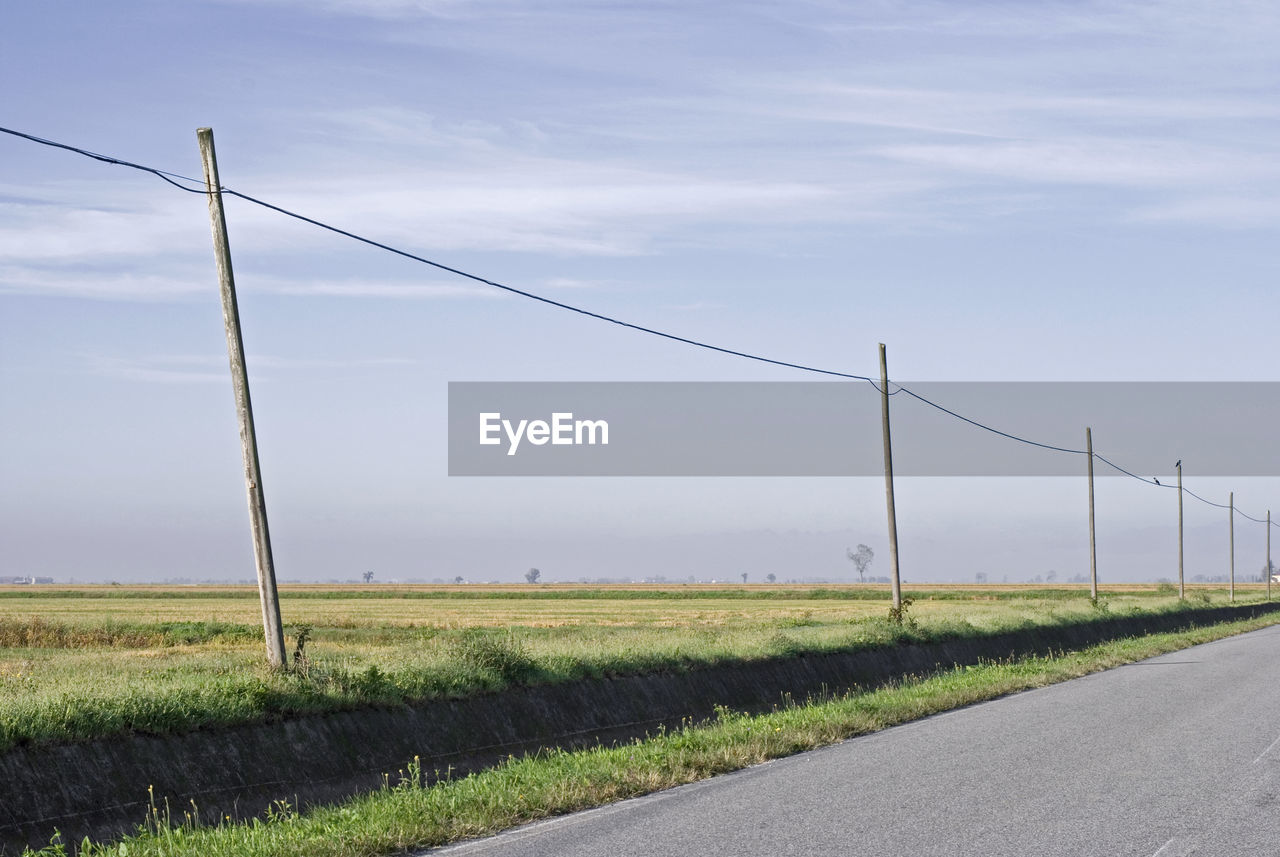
[879,343,902,611]
[197,127,287,669]
[1086,427,1097,600]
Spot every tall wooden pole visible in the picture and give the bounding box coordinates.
[879,344,902,611]
[1268,511,1272,601]
[1177,460,1184,600]
[1228,492,1235,602]
[1086,427,1097,600]
[197,128,287,669]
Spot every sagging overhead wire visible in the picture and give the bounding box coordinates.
[0,126,877,386]
[893,384,1086,456]
[1236,508,1271,525]
[1,124,1274,524]
[0,126,207,194]
[216,184,882,386]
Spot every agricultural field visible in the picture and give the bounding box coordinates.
[0,582,1267,752]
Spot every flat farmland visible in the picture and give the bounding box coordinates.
[0,583,1265,751]
[0,582,1228,627]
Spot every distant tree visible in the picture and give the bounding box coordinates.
[766,573,777,584]
[847,544,874,583]
[741,572,748,584]
[1045,570,1058,584]
[525,567,541,584]
[362,571,375,584]
[974,572,987,584]
[453,576,465,585]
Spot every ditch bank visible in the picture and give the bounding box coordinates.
[4,601,1278,852]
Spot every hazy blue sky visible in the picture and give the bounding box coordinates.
[2,0,1277,584]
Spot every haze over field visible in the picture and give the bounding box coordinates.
[2,2,1277,584]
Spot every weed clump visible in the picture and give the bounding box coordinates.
[887,597,916,628]
[767,632,805,657]
[290,625,312,676]
[450,631,537,684]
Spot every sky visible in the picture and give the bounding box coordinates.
[1,0,1277,584]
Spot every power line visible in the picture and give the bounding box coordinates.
[1184,487,1231,510]
[0,126,206,193]
[2,123,1275,524]
[1093,453,1162,486]
[894,384,1087,456]
[0,125,881,382]
[219,185,882,385]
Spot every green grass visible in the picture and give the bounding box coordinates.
[0,618,259,649]
[0,585,1268,752]
[28,611,1280,857]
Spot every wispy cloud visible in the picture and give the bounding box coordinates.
[5,0,1279,315]
[85,352,416,383]
[224,127,841,257]
[86,355,227,384]
[0,183,207,263]
[244,274,501,299]
[874,138,1278,188]
[0,265,208,301]
[541,277,604,290]
[662,301,725,312]
[1127,195,1280,228]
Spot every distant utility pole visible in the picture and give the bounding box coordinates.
[879,343,902,611]
[1229,492,1235,602]
[1177,460,1184,600]
[1268,511,1272,601]
[197,127,286,669]
[1086,427,1097,600]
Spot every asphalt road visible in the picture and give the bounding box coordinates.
[426,623,1280,857]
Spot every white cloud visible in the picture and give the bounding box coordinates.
[243,274,502,299]
[84,352,416,383]
[735,83,1280,139]
[874,139,1276,188]
[541,277,603,290]
[86,355,227,384]
[0,183,207,263]
[223,156,839,257]
[1127,195,1280,228]
[0,265,208,300]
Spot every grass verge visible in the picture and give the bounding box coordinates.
[27,612,1280,857]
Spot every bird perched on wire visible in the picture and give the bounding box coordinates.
[1154,478,1161,486]
[1175,459,1181,469]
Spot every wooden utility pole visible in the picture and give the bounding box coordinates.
[1229,492,1235,602]
[879,343,902,611]
[1177,460,1184,600]
[197,128,287,669]
[1086,427,1097,600]
[1268,511,1272,601]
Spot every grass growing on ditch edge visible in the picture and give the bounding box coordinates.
[26,612,1280,857]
